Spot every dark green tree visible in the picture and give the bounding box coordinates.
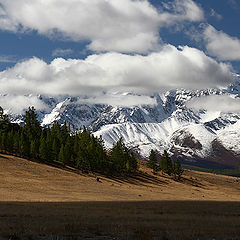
[172,159,183,180]
[110,138,137,174]
[58,144,65,163]
[19,132,30,157]
[39,132,49,161]
[160,150,172,175]
[147,149,158,172]
[23,107,41,141]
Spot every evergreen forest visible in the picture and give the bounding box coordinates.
[0,106,138,175]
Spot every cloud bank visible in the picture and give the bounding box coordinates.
[0,95,48,114]
[186,95,240,113]
[77,94,157,107]
[203,25,240,61]
[0,0,203,53]
[0,45,233,97]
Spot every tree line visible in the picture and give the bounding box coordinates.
[0,106,138,175]
[0,106,182,178]
[147,149,183,180]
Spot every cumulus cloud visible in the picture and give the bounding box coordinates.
[78,94,157,107]
[186,95,240,113]
[159,0,204,25]
[0,0,203,53]
[0,45,233,96]
[0,95,49,114]
[203,25,240,61]
[52,48,73,57]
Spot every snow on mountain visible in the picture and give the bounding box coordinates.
[3,79,240,168]
[218,119,240,154]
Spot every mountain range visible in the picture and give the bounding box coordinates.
[4,78,240,169]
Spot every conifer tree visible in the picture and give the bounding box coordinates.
[147,149,158,172]
[58,144,65,163]
[19,132,30,157]
[52,137,59,160]
[39,132,49,161]
[160,150,172,175]
[172,159,183,180]
[24,107,41,141]
[0,106,8,122]
[13,131,20,153]
[0,106,10,134]
[30,139,39,158]
[110,138,137,174]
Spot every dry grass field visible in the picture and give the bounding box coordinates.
[0,153,240,239]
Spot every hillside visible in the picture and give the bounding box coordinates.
[1,154,240,239]
[1,154,239,202]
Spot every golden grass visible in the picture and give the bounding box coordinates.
[0,154,240,239]
[0,154,240,202]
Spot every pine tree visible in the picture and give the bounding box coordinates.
[110,138,137,174]
[160,150,172,175]
[24,107,41,141]
[0,106,10,135]
[147,149,158,172]
[39,132,48,161]
[63,137,72,164]
[52,137,59,160]
[30,139,39,158]
[58,144,65,163]
[13,131,20,153]
[126,152,138,173]
[19,132,30,157]
[173,159,183,180]
[0,106,8,122]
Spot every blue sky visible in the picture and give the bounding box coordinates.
[0,0,240,102]
[0,0,240,71]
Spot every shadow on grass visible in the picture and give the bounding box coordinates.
[1,201,240,239]
[1,153,169,187]
[106,171,168,187]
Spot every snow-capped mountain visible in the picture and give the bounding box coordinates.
[3,79,240,168]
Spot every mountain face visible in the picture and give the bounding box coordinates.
[5,79,240,169]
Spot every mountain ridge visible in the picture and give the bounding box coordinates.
[3,79,240,168]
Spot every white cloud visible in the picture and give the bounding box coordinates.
[0,95,48,114]
[52,48,73,57]
[203,25,240,61]
[0,45,233,96]
[0,0,204,53]
[159,0,204,25]
[186,95,240,113]
[78,94,157,107]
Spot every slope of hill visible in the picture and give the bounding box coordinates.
[1,154,240,239]
[0,154,239,202]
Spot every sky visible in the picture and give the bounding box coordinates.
[0,0,240,112]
